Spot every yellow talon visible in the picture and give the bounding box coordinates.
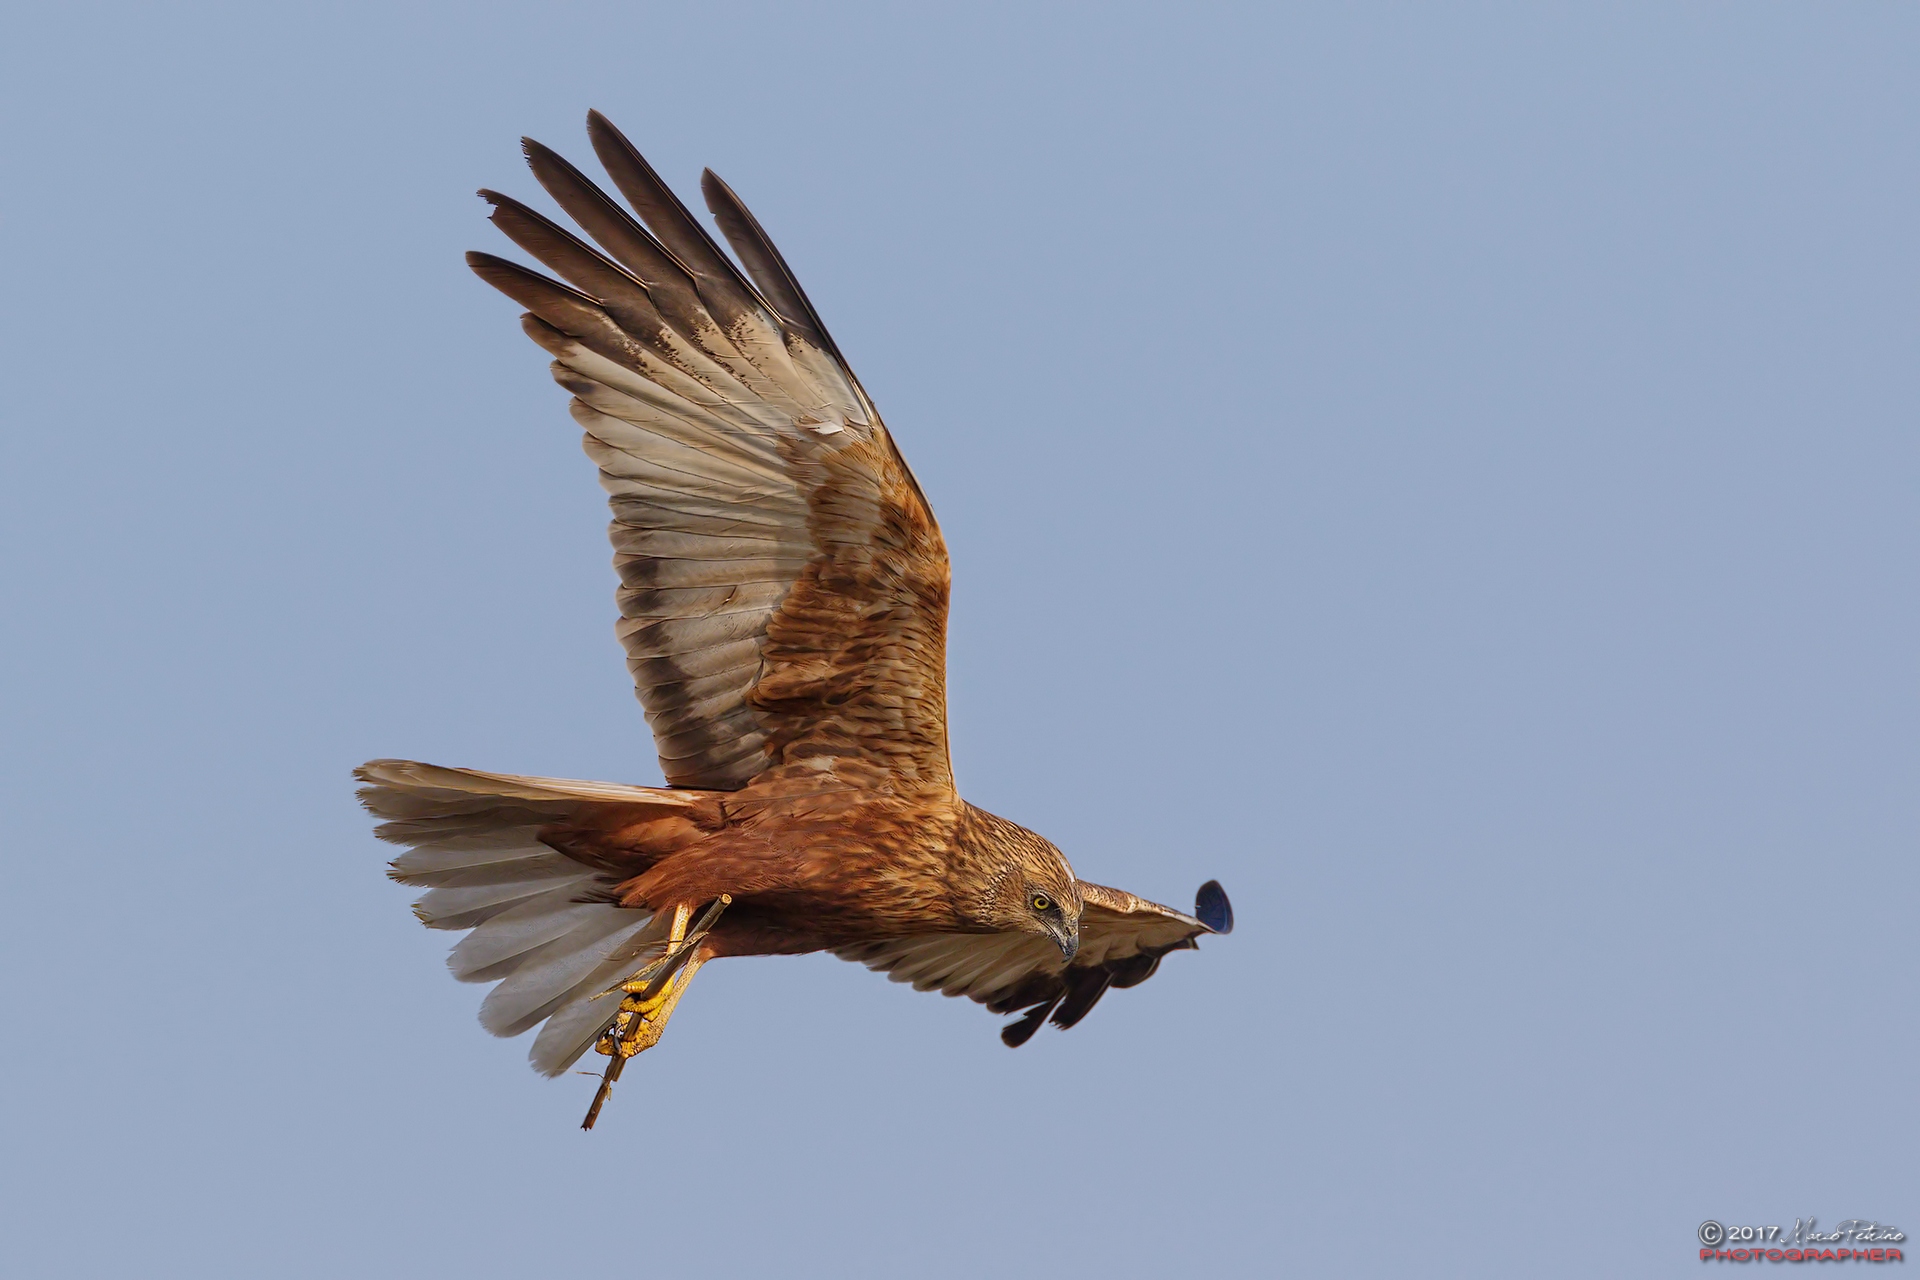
[618,979,675,1018]
[613,957,702,1056]
[590,953,691,1057]
[580,894,733,1130]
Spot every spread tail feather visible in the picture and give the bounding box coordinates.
[356,758,700,1075]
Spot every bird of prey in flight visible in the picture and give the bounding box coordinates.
[357,112,1233,1128]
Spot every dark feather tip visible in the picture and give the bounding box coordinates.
[1196,880,1233,934]
[1000,1003,1051,1048]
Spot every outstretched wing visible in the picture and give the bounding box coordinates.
[470,112,950,792]
[834,881,1235,1044]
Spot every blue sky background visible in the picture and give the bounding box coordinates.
[1,4,1914,1277]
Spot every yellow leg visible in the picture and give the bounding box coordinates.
[666,903,693,950]
[581,895,730,1130]
[605,901,693,1013]
[614,952,708,1055]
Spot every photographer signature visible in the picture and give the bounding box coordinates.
[1785,1220,1905,1247]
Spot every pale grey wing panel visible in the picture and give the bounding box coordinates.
[833,880,1221,1045]
[835,932,1064,1000]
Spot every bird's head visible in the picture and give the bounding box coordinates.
[963,805,1083,961]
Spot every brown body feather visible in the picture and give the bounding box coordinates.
[539,789,1056,956]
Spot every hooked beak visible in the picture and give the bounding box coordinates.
[1050,918,1080,963]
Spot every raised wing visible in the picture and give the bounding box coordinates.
[469,112,951,792]
[834,881,1235,1045]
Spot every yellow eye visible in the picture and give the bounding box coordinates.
[1031,893,1053,912]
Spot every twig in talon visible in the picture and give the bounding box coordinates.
[589,948,676,1002]
[581,902,725,1064]
[582,1052,623,1130]
[582,1009,639,1129]
[579,895,734,1131]
[590,894,733,1004]
[690,892,732,934]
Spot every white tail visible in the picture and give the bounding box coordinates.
[357,759,697,1075]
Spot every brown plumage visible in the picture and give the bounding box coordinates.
[357,112,1231,1119]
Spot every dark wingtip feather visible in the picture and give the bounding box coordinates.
[1105,952,1161,990]
[465,250,603,314]
[1195,880,1234,935]
[1049,967,1115,1030]
[584,113,776,314]
[1000,999,1056,1048]
[699,166,830,342]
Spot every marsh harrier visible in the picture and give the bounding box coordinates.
[357,113,1233,1128]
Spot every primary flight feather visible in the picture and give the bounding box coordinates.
[357,112,1233,1127]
